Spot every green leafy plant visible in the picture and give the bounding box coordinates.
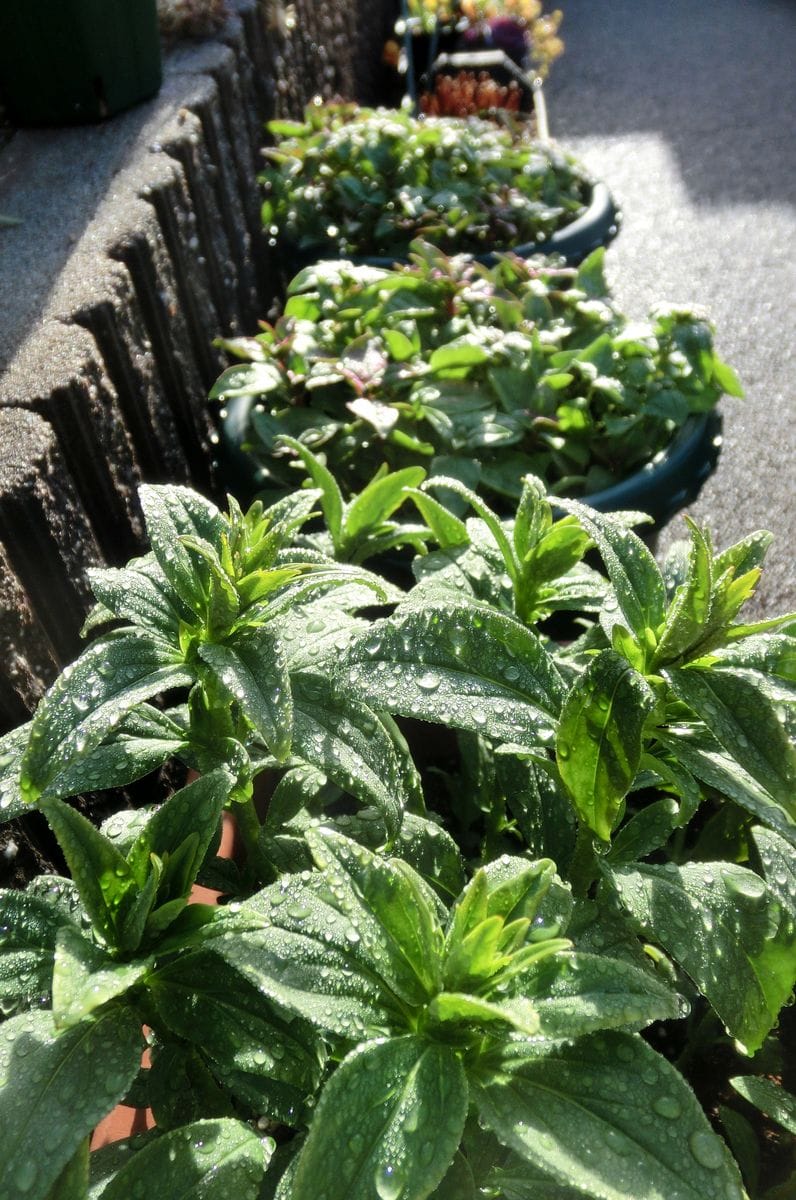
[1,479,794,1199]
[212,242,742,509]
[260,104,591,259]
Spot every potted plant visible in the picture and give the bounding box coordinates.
[0,0,162,125]
[391,0,564,119]
[0,480,794,1198]
[260,102,618,271]
[212,242,740,528]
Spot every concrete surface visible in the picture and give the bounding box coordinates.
[0,0,384,726]
[546,0,796,617]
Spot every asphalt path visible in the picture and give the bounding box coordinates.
[545,0,795,616]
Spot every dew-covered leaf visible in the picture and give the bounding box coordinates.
[664,666,796,815]
[47,705,189,801]
[655,726,796,846]
[20,635,192,803]
[0,723,30,823]
[605,797,681,864]
[652,518,712,666]
[730,1075,796,1135]
[96,1118,268,1200]
[306,826,444,1006]
[199,625,293,761]
[0,1007,142,1200]
[556,650,655,841]
[216,883,402,1040]
[555,500,666,646]
[147,951,323,1123]
[291,672,407,836]
[608,861,796,1053]
[518,951,682,1039]
[474,1032,745,1200]
[291,1037,468,1200]
[39,798,137,949]
[339,602,565,746]
[750,826,796,918]
[0,888,77,1017]
[86,562,185,639]
[52,925,151,1029]
[138,485,224,613]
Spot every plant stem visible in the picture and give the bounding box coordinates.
[233,796,269,885]
[568,820,599,897]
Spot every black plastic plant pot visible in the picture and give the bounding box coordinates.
[0,0,162,125]
[218,397,722,534]
[283,181,620,278]
[581,411,723,530]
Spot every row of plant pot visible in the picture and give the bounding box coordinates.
[1,17,794,1200]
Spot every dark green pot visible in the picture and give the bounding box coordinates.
[0,0,162,125]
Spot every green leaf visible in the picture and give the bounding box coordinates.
[147,952,322,1124]
[216,884,401,1040]
[608,862,796,1053]
[339,602,565,746]
[652,519,713,665]
[664,667,796,815]
[605,796,680,864]
[345,466,426,543]
[730,1076,796,1135]
[96,1118,268,1200]
[0,888,76,1016]
[0,1007,142,1200]
[277,436,344,542]
[86,562,184,639]
[46,1140,89,1200]
[200,624,293,760]
[519,951,682,1038]
[51,926,151,1029]
[0,723,31,823]
[750,826,796,918]
[474,1032,746,1200]
[656,727,796,847]
[405,488,469,549]
[291,672,407,837]
[20,635,191,803]
[138,485,223,613]
[306,827,444,1006]
[556,650,656,841]
[556,500,666,649]
[46,706,188,801]
[292,1037,468,1200]
[39,799,137,948]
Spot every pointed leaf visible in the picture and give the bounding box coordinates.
[474,1032,745,1200]
[519,951,682,1038]
[40,799,137,948]
[339,602,565,746]
[52,926,151,1029]
[751,826,796,918]
[292,1037,468,1200]
[730,1076,796,1135]
[86,562,184,639]
[556,650,656,841]
[652,519,712,665]
[21,635,191,803]
[306,827,443,1005]
[665,666,796,814]
[608,862,796,1052]
[138,485,224,612]
[0,888,76,1016]
[344,466,426,542]
[291,672,407,836]
[199,625,293,760]
[656,727,796,846]
[97,1118,268,1200]
[555,500,666,644]
[0,1007,142,1200]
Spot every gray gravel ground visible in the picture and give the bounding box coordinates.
[546,0,796,617]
